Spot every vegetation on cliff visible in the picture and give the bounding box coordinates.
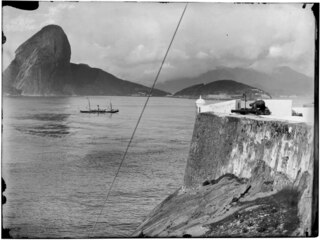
[204,187,300,237]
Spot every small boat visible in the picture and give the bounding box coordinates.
[80,98,119,114]
[80,98,106,113]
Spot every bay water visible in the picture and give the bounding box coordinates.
[2,96,202,238]
[2,96,312,238]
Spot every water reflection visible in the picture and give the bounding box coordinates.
[19,113,70,122]
[15,113,70,138]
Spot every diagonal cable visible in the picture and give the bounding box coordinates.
[89,3,188,237]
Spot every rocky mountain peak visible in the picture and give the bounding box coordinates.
[3,24,72,95]
[3,24,168,96]
[15,24,71,65]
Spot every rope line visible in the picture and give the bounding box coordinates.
[89,3,188,237]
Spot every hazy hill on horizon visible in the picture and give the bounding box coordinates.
[174,79,271,100]
[3,24,168,96]
[157,67,314,97]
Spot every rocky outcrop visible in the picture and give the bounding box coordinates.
[133,113,314,237]
[3,25,71,95]
[3,24,168,96]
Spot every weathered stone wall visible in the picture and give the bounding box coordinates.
[133,112,314,237]
[184,112,314,234]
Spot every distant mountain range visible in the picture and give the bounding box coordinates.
[157,67,314,97]
[3,25,168,96]
[174,80,271,100]
[4,24,313,98]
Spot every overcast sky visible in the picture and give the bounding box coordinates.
[2,2,315,85]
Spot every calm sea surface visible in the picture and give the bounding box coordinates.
[2,96,312,238]
[2,96,204,238]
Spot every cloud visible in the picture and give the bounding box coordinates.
[196,51,209,59]
[2,2,315,83]
[125,44,162,66]
[268,46,283,58]
[4,15,37,32]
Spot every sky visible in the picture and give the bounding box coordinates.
[2,2,315,86]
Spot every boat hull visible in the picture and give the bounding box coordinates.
[106,110,119,113]
[80,109,119,114]
[80,110,107,113]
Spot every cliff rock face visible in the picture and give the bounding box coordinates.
[3,25,71,95]
[3,24,168,96]
[133,113,314,237]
